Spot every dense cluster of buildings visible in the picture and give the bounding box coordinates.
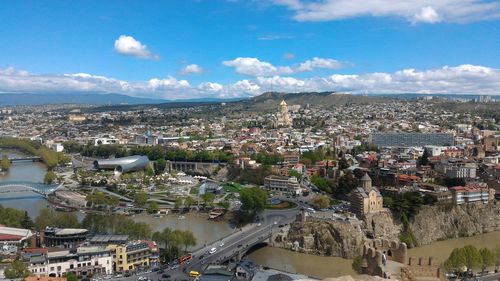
[0,226,158,279]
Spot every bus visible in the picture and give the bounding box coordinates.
[178,253,193,264]
[189,271,200,277]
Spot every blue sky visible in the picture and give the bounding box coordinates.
[1,0,500,99]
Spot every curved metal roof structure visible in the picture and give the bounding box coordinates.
[93,155,150,173]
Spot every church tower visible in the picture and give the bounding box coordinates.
[361,172,372,191]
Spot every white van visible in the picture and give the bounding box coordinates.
[209,247,217,254]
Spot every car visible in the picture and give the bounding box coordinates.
[219,241,225,247]
[237,244,243,248]
[198,254,205,259]
[138,277,148,281]
[124,272,132,277]
[162,274,171,279]
[158,269,165,274]
[171,264,180,270]
[209,247,217,254]
[257,223,262,226]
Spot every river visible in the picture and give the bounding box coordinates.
[0,150,234,248]
[133,213,235,249]
[0,150,51,218]
[249,231,500,279]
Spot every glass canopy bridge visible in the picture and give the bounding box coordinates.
[0,181,62,197]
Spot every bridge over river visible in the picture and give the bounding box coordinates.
[0,181,62,197]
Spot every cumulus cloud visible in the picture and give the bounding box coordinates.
[0,64,499,99]
[180,64,203,75]
[114,35,159,60]
[272,0,500,23]
[223,57,344,76]
[223,57,294,76]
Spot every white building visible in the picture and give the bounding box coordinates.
[28,246,113,278]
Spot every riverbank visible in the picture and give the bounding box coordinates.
[249,231,500,279]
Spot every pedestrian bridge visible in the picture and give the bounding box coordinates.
[0,181,62,197]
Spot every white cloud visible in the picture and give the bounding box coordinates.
[223,57,345,76]
[296,57,343,71]
[180,64,203,75]
[223,57,294,76]
[114,35,159,60]
[273,0,500,23]
[0,64,499,99]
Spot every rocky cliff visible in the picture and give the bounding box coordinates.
[285,219,366,259]
[410,201,500,246]
[284,202,499,258]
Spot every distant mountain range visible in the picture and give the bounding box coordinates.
[0,91,496,107]
[0,93,243,106]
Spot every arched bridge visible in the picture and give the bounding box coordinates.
[0,181,62,197]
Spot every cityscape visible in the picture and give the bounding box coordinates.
[0,1,499,281]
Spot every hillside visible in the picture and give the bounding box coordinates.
[237,92,392,112]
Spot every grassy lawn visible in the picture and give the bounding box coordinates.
[266,200,297,210]
[223,182,243,193]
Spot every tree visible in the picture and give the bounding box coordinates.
[21,211,34,229]
[152,228,195,262]
[0,155,11,171]
[66,272,78,281]
[479,248,495,273]
[155,158,167,175]
[239,187,267,216]
[202,193,215,207]
[0,205,30,228]
[311,175,332,193]
[312,195,331,209]
[418,149,430,166]
[338,158,349,169]
[289,170,302,179]
[35,208,80,230]
[494,246,500,271]
[134,192,148,207]
[444,248,467,274]
[148,202,159,214]
[44,170,57,184]
[4,259,30,279]
[462,245,481,271]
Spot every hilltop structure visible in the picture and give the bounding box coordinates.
[274,100,293,128]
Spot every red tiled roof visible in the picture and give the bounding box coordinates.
[0,234,24,241]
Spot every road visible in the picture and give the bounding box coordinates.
[167,208,299,280]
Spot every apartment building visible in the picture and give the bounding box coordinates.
[27,246,113,278]
[115,241,151,273]
[264,175,301,195]
[449,186,494,205]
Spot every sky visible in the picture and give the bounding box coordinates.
[0,0,500,99]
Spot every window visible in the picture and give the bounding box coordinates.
[70,264,74,269]
[50,267,54,271]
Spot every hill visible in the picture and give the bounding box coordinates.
[0,93,168,106]
[237,92,391,112]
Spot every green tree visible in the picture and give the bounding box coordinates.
[66,271,78,281]
[0,205,30,228]
[4,259,30,279]
[479,248,495,273]
[289,170,302,179]
[133,192,148,207]
[311,175,332,193]
[462,245,481,271]
[418,149,430,166]
[0,155,11,171]
[202,193,215,207]
[44,170,57,184]
[312,195,331,209]
[494,246,500,271]
[21,211,34,229]
[179,230,197,252]
[239,187,267,216]
[444,248,467,273]
[35,208,80,230]
[155,158,167,174]
[338,158,349,169]
[148,202,159,214]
